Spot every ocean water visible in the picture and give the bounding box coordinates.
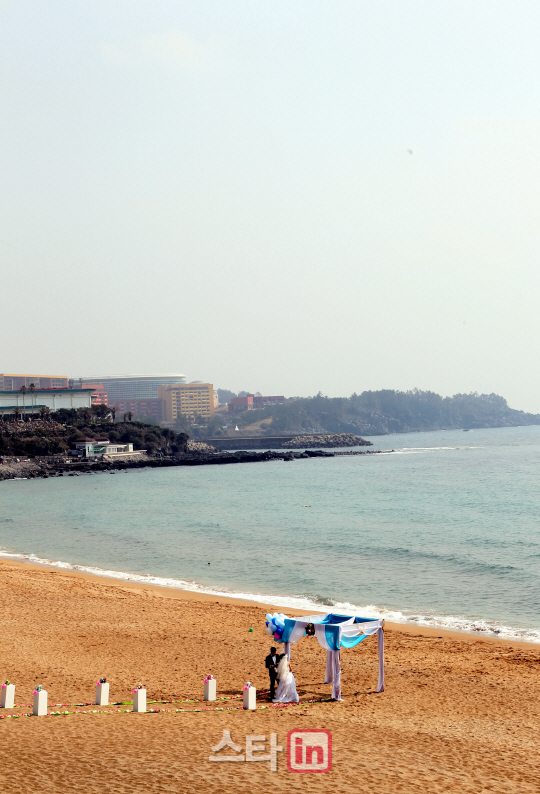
[1,426,539,642]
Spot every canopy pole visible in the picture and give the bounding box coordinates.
[331,650,342,700]
[377,620,385,692]
[283,641,291,661]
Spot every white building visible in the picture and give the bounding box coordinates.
[72,438,140,459]
[0,388,94,417]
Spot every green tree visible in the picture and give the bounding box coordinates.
[90,404,111,422]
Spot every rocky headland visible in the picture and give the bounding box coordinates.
[0,446,389,481]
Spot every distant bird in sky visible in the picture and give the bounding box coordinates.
[407,149,413,155]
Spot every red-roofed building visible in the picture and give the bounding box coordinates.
[228,394,285,412]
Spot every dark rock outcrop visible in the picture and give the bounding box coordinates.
[0,445,391,482]
[282,433,371,449]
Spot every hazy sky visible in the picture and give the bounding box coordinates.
[2,2,540,410]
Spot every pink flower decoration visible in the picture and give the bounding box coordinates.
[1,684,6,689]
[33,690,38,695]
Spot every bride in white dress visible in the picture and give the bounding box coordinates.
[272,654,300,704]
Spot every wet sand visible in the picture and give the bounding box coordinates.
[1,559,539,792]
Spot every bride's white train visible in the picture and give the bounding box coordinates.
[272,654,299,704]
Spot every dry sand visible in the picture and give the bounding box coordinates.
[1,558,539,793]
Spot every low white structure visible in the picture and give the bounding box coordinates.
[204,679,217,701]
[0,388,93,417]
[33,689,48,716]
[73,438,110,457]
[1,683,15,709]
[96,681,109,706]
[243,686,256,710]
[133,687,146,712]
[72,439,142,459]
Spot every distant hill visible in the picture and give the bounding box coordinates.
[228,390,540,436]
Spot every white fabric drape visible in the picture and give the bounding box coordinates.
[323,649,342,700]
[314,623,331,650]
[324,650,333,683]
[289,620,310,644]
[340,620,380,641]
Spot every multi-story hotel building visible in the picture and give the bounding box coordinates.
[0,373,69,390]
[72,374,187,403]
[111,399,163,421]
[73,374,188,421]
[159,383,214,422]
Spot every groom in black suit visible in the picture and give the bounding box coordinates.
[265,647,279,699]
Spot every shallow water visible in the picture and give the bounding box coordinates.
[1,425,539,641]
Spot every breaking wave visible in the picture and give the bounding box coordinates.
[1,547,539,644]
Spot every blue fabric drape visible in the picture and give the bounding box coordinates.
[340,633,370,648]
[280,618,297,644]
[323,614,379,625]
[324,624,340,650]
[279,614,379,648]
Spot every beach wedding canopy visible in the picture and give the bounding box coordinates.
[266,612,385,701]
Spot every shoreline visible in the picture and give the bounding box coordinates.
[0,447,391,481]
[1,557,536,650]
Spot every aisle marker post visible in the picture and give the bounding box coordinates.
[33,688,48,716]
[1,683,15,709]
[133,687,147,713]
[243,685,256,710]
[204,678,217,701]
[96,680,109,706]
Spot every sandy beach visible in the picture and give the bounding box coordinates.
[1,558,539,793]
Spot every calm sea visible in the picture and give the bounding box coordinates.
[1,426,539,641]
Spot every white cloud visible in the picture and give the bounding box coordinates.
[100,30,223,73]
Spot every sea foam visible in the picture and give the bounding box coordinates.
[1,547,539,644]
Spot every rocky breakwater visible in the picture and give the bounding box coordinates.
[0,449,336,480]
[0,444,393,481]
[282,433,372,449]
